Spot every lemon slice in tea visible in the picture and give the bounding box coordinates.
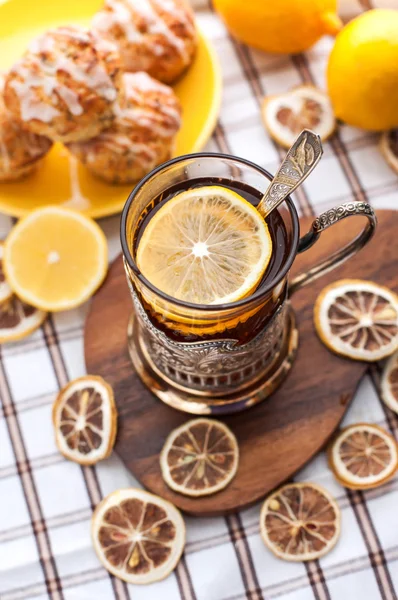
[314,279,398,361]
[260,482,341,562]
[328,423,398,490]
[136,186,272,305]
[91,488,185,584]
[53,375,117,465]
[381,351,398,414]
[160,418,239,497]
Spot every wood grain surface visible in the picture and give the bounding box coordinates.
[85,210,397,516]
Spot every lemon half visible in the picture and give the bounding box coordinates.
[4,206,108,312]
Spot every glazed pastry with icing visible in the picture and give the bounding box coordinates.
[4,27,122,143]
[66,72,181,184]
[0,74,52,182]
[92,0,197,84]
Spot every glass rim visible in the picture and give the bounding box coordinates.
[120,152,300,312]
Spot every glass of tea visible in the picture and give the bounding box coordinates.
[121,153,376,415]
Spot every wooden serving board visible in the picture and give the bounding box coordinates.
[85,209,397,516]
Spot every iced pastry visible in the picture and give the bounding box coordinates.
[93,0,197,84]
[4,27,122,143]
[67,72,181,184]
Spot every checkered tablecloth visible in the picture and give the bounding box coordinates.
[1,2,398,599]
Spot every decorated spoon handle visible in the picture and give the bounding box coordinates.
[257,129,323,218]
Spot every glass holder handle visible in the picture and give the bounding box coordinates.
[289,201,377,296]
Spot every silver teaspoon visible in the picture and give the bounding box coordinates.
[256,129,323,218]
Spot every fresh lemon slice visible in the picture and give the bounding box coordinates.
[262,85,336,149]
[160,418,239,497]
[328,423,398,490]
[136,186,272,305]
[314,279,398,361]
[52,375,117,466]
[91,488,185,584]
[260,482,340,562]
[381,351,398,414]
[3,207,108,312]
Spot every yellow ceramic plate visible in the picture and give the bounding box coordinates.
[0,0,221,219]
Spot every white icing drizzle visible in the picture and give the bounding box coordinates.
[29,33,55,54]
[62,155,91,210]
[55,27,91,44]
[56,85,83,116]
[96,132,157,159]
[0,72,51,173]
[94,0,191,61]
[10,66,61,123]
[94,0,141,43]
[152,0,195,35]
[9,27,117,123]
[124,71,170,94]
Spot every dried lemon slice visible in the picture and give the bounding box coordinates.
[160,418,239,497]
[91,488,185,584]
[262,85,336,149]
[328,423,398,490]
[260,483,340,562]
[0,295,46,343]
[136,186,272,305]
[52,375,117,465]
[380,129,398,174]
[381,351,398,414]
[0,243,12,305]
[3,206,108,312]
[314,279,398,361]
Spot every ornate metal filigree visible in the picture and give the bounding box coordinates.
[127,281,288,391]
[257,129,323,217]
[290,201,377,295]
[312,202,374,232]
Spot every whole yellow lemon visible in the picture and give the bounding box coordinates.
[213,0,342,54]
[327,9,398,131]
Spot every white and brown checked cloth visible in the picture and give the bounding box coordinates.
[1,2,398,600]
